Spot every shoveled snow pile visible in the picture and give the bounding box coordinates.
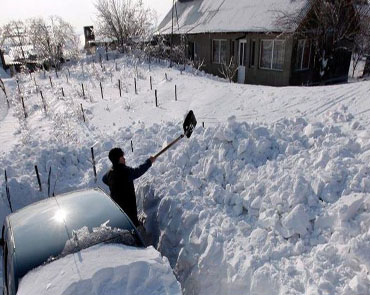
[135,115,370,295]
[17,244,182,295]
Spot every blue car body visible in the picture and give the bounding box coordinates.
[1,188,144,295]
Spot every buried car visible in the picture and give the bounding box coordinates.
[1,188,181,295]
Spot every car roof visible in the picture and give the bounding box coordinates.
[6,188,139,282]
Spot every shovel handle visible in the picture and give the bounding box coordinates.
[154,134,184,159]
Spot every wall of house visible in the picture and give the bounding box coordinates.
[185,33,294,86]
[243,33,293,87]
[186,33,243,76]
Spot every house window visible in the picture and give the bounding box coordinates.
[212,39,227,64]
[249,40,256,67]
[295,39,311,70]
[260,39,285,70]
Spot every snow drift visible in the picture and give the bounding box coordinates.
[136,115,370,295]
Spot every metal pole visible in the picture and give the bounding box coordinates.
[5,170,13,212]
[81,104,86,122]
[91,147,97,183]
[35,165,42,192]
[48,167,51,197]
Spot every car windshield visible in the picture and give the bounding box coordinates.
[47,221,139,263]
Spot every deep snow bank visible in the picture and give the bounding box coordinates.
[1,108,370,294]
[1,110,370,294]
[134,115,370,295]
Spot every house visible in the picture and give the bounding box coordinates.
[0,44,39,76]
[157,0,360,86]
[83,26,117,55]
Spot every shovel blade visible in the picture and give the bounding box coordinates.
[183,110,197,138]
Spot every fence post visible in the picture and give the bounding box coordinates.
[81,103,86,122]
[82,83,85,99]
[47,167,52,197]
[20,96,27,118]
[33,76,38,90]
[131,140,134,152]
[134,78,137,94]
[175,85,177,101]
[91,147,97,183]
[100,82,104,99]
[35,165,42,192]
[49,76,53,88]
[16,79,21,94]
[118,79,122,97]
[40,91,47,113]
[150,76,152,90]
[61,87,65,97]
[4,170,13,212]
[155,90,158,107]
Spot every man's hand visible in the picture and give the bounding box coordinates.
[149,156,156,164]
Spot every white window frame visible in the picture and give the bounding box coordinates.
[238,39,247,67]
[295,39,311,71]
[212,39,227,64]
[259,39,285,71]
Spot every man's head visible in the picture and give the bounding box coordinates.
[109,147,125,165]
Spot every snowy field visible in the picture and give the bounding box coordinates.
[0,52,370,294]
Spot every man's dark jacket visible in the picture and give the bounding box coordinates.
[102,159,152,226]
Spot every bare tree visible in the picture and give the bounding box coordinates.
[94,0,155,52]
[0,26,6,48]
[219,56,238,82]
[352,4,370,76]
[28,16,79,71]
[277,0,370,82]
[191,58,205,75]
[2,21,28,61]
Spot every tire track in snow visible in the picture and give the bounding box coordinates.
[301,84,362,118]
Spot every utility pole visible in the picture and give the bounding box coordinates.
[170,0,175,67]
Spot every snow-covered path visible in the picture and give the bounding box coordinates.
[1,54,370,294]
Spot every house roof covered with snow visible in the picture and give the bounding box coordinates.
[157,0,310,35]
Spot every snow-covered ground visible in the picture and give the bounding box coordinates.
[0,52,370,294]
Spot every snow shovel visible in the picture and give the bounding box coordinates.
[154,110,197,159]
